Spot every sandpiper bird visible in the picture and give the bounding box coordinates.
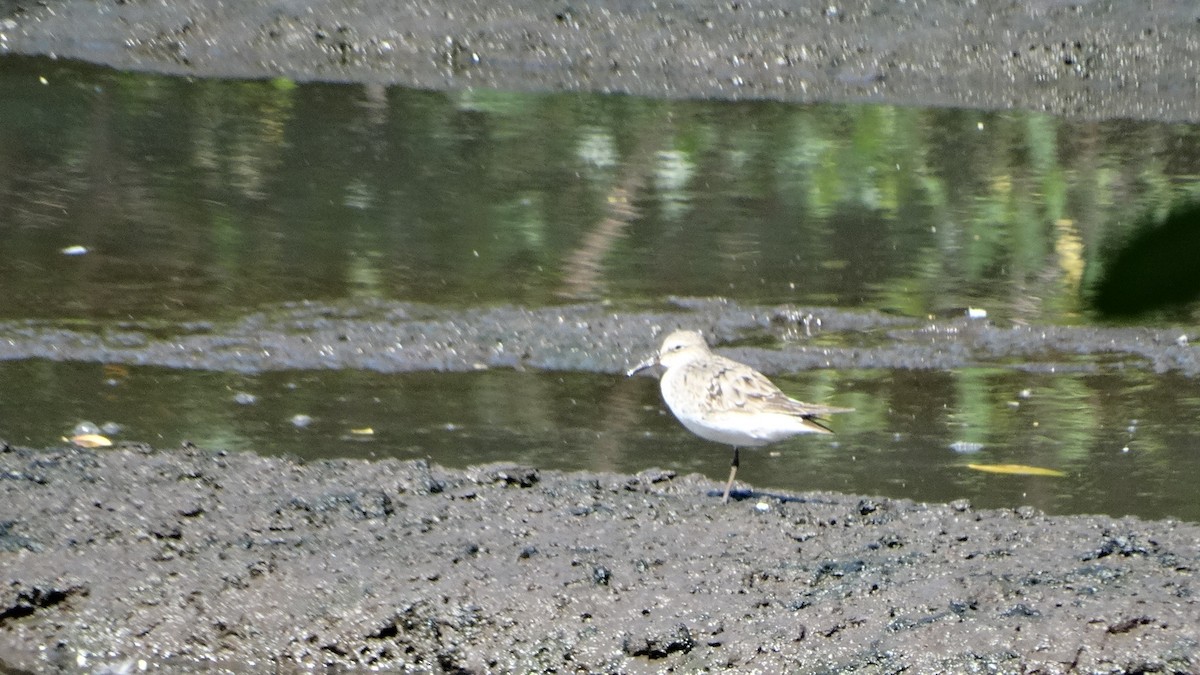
[628,329,853,503]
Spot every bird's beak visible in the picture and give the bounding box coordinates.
[626,355,658,377]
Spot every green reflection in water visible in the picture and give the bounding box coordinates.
[3,56,1200,322]
[2,360,1197,523]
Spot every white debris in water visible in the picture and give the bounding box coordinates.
[966,307,987,319]
[949,441,984,454]
[61,245,89,255]
[290,414,314,428]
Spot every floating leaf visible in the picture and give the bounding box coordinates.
[67,434,113,448]
[967,463,1065,477]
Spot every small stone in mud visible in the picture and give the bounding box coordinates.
[622,623,694,658]
[1002,603,1041,618]
[857,499,879,515]
[591,565,612,585]
[469,464,539,488]
[635,468,676,484]
[1015,505,1039,519]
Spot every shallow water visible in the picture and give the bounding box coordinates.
[4,360,1198,522]
[3,56,1200,322]
[2,56,1200,521]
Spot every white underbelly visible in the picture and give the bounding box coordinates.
[676,411,819,447]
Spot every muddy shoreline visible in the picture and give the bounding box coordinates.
[2,0,1200,123]
[2,299,1198,377]
[3,443,1198,673]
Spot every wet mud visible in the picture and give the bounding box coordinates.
[2,0,1199,122]
[1,299,1197,377]
[2,443,1197,673]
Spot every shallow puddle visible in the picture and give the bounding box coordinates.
[2,57,1200,324]
[4,360,1197,522]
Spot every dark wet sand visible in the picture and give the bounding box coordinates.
[3,443,1198,673]
[2,0,1200,671]
[1,299,1199,377]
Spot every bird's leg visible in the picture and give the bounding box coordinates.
[722,447,740,503]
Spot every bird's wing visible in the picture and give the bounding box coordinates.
[700,356,853,418]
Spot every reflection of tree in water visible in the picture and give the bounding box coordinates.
[558,124,663,300]
[1091,201,1200,318]
[5,60,1200,322]
[558,182,641,299]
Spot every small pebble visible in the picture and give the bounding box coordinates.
[290,414,313,428]
[592,565,612,585]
